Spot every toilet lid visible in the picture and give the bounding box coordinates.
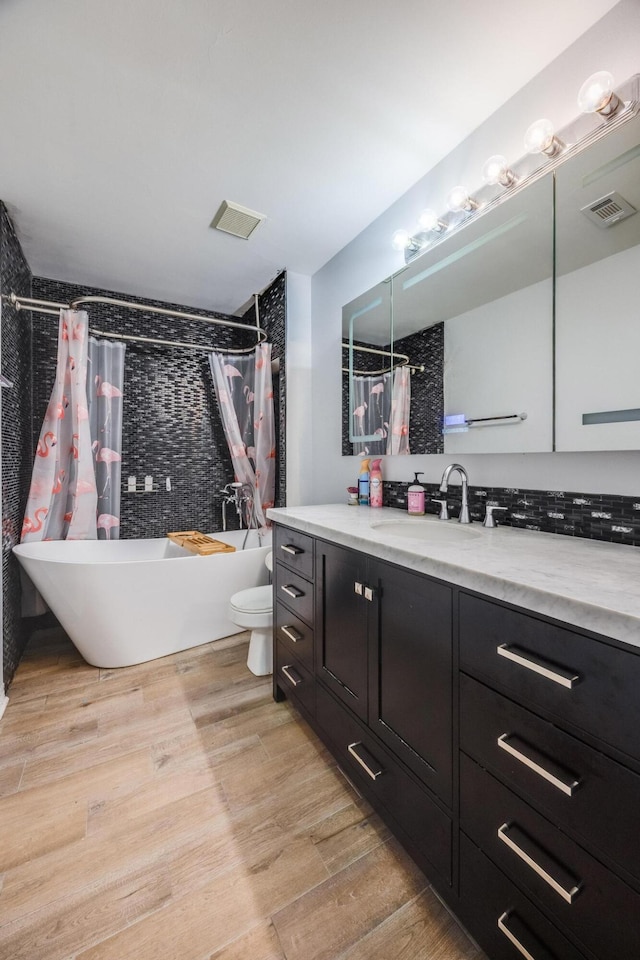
[230,584,272,615]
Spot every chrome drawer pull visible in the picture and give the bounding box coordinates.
[281,543,303,555]
[498,734,580,797]
[281,584,304,599]
[354,581,363,596]
[280,625,303,643]
[497,912,544,960]
[347,742,384,781]
[364,586,375,602]
[497,644,579,689]
[498,822,581,904]
[281,664,303,687]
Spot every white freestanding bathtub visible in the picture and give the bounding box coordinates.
[13,529,272,668]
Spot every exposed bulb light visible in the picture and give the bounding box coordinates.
[524,118,564,157]
[577,70,621,117]
[446,185,478,214]
[391,229,420,253]
[418,208,446,232]
[482,154,516,187]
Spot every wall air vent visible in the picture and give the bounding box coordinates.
[210,201,265,239]
[580,191,637,228]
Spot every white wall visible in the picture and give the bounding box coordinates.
[308,0,640,502]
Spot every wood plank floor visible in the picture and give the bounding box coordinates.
[0,627,485,960]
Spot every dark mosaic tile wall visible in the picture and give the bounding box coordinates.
[342,325,444,455]
[1,203,33,689]
[243,271,286,508]
[32,273,286,540]
[383,481,640,547]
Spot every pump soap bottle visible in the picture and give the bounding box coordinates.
[358,459,371,505]
[407,472,426,516]
[369,459,383,508]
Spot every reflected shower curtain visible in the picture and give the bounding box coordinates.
[388,366,411,455]
[22,310,98,542]
[351,367,411,455]
[87,338,126,539]
[209,343,275,528]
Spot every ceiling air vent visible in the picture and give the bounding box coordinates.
[580,191,637,228]
[210,201,265,239]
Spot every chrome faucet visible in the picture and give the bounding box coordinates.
[439,463,471,524]
[220,482,248,531]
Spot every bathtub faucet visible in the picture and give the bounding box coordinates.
[220,482,253,531]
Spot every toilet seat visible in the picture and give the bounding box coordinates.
[229,584,272,621]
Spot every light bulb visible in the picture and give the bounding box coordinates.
[482,154,516,187]
[391,229,411,251]
[577,70,620,117]
[524,118,563,157]
[418,208,445,232]
[447,185,477,214]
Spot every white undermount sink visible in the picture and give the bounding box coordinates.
[369,518,483,543]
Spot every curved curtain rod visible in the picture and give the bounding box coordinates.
[8,292,266,344]
[341,340,424,375]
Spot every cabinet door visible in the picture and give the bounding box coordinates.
[369,561,453,805]
[315,540,369,721]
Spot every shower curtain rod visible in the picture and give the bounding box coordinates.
[7,292,267,346]
[341,340,424,375]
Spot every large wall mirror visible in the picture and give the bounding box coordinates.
[342,106,640,457]
[555,112,640,451]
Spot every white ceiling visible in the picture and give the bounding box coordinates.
[0,0,621,314]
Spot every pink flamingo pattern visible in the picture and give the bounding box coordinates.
[22,309,100,543]
[209,342,275,530]
[350,369,410,455]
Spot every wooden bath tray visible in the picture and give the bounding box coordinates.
[167,531,236,556]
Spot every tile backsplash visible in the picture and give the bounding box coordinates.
[383,481,640,547]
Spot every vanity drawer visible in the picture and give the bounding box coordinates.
[460,673,640,886]
[275,603,313,671]
[275,640,316,719]
[316,683,451,885]
[459,833,588,960]
[274,526,314,580]
[459,592,640,764]
[274,563,314,626]
[460,753,640,960]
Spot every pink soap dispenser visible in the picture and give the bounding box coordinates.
[369,459,384,508]
[407,472,425,516]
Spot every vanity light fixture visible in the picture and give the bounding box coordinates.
[482,154,517,187]
[524,118,565,157]
[446,185,478,214]
[577,70,621,118]
[391,229,422,253]
[418,208,447,233]
[393,71,638,263]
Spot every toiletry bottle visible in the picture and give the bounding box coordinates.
[370,459,383,508]
[407,472,425,516]
[358,458,371,505]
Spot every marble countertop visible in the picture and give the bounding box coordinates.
[267,504,640,649]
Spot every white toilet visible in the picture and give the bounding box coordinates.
[229,552,273,676]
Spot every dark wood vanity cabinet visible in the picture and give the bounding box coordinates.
[272,522,640,960]
[459,591,640,960]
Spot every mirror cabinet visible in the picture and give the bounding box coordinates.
[342,110,640,456]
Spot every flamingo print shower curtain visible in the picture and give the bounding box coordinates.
[87,337,126,539]
[351,367,411,455]
[22,311,126,543]
[22,310,98,542]
[209,343,275,529]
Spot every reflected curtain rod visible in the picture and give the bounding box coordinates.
[341,340,424,375]
[7,291,267,353]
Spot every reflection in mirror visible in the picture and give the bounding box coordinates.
[343,174,554,455]
[555,113,640,451]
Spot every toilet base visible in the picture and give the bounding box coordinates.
[247,626,273,676]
